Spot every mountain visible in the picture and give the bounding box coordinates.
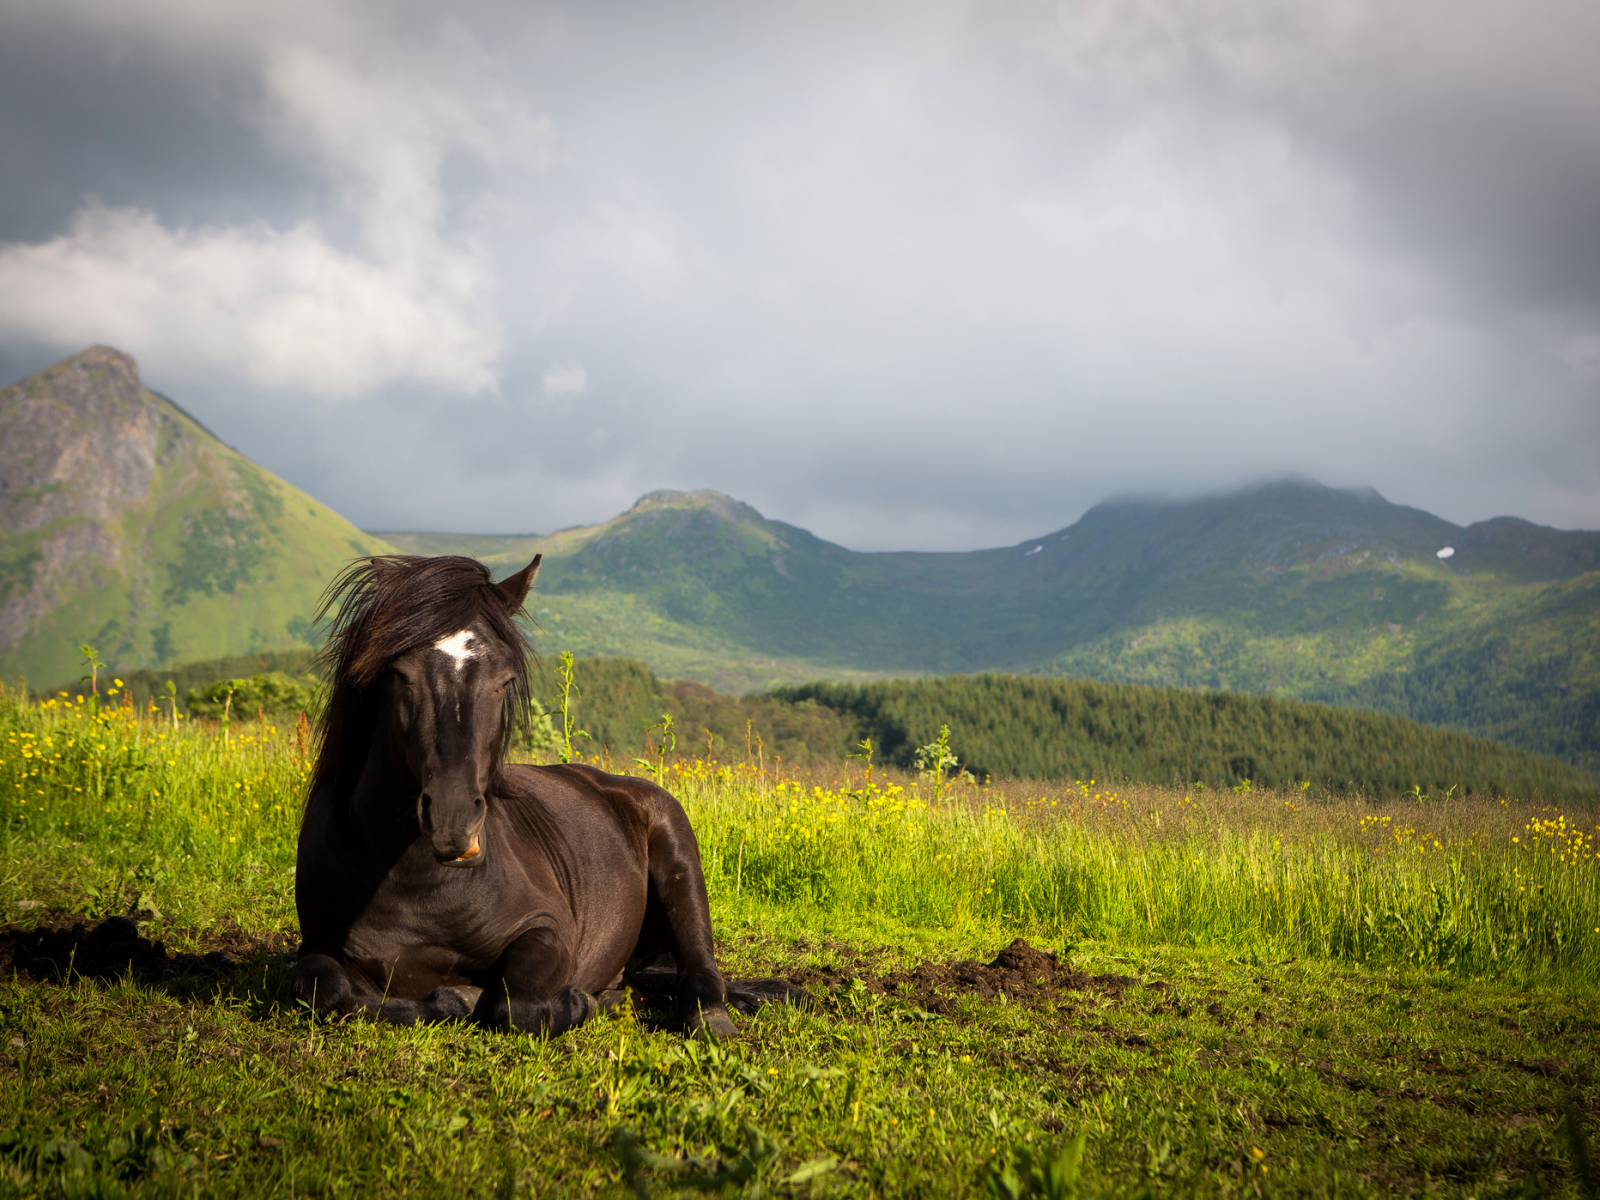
[0,347,394,687]
[8,347,1593,774]
[384,484,1600,772]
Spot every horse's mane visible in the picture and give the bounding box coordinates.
[308,555,533,803]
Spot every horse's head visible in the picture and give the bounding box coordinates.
[388,557,540,867]
[312,553,541,868]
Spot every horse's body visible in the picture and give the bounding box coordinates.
[290,555,737,1037]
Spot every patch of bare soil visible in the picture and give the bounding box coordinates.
[781,937,1144,1016]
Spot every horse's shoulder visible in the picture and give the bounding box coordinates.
[503,763,661,829]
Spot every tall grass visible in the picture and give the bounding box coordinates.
[2,680,1597,987]
[0,681,305,929]
[673,760,1600,985]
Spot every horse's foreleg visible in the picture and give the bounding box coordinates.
[370,986,482,1025]
[648,820,738,1040]
[290,952,361,1016]
[474,925,596,1035]
[291,954,481,1025]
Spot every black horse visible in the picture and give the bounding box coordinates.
[290,554,745,1037]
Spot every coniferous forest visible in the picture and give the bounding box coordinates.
[547,659,1596,800]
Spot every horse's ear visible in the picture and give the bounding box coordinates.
[493,555,541,610]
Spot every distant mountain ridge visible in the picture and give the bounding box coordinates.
[385,485,1600,772]
[0,347,394,686]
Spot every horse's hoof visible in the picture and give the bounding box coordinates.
[689,1006,739,1041]
[289,953,354,1016]
[425,985,483,1019]
[597,989,631,1012]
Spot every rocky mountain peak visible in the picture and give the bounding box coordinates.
[0,345,166,534]
[627,489,766,526]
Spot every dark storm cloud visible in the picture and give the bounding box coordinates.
[0,0,1595,549]
[0,6,306,239]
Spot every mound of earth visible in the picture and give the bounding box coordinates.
[784,937,1142,1015]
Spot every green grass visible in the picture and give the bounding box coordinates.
[3,931,1598,1198]
[2,682,1598,1196]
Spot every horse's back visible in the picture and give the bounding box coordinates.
[500,762,661,850]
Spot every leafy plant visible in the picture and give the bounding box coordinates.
[186,672,322,720]
[78,644,105,703]
[555,651,591,764]
[915,724,959,800]
[848,735,875,780]
[635,713,675,781]
[985,1132,1089,1200]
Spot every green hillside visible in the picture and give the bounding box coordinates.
[0,347,395,688]
[382,485,1600,772]
[530,656,860,767]
[1311,571,1600,774]
[382,499,899,692]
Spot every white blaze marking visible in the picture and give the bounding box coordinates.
[434,629,478,673]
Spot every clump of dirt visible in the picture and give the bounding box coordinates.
[2,917,246,985]
[782,937,1143,1016]
[191,916,296,962]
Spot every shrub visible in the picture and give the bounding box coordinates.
[186,672,323,720]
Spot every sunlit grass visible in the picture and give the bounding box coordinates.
[2,679,1597,987]
[659,757,1600,986]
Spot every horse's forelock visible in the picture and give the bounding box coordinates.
[308,555,534,803]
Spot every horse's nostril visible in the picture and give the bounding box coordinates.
[419,793,435,833]
[474,796,485,813]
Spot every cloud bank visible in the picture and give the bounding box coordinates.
[0,0,1594,547]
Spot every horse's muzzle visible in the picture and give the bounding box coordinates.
[434,829,485,867]
[419,790,487,867]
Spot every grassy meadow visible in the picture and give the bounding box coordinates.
[2,679,1598,1197]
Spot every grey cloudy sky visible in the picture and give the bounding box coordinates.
[0,0,1596,549]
